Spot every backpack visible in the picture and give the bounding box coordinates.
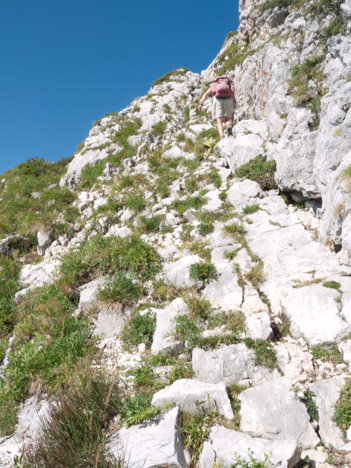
[211,75,234,98]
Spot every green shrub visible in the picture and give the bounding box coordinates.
[302,390,319,422]
[0,285,95,435]
[122,309,156,349]
[25,370,122,468]
[334,380,351,433]
[186,296,212,320]
[172,195,207,215]
[198,221,214,236]
[311,346,343,364]
[151,68,189,88]
[59,235,160,290]
[125,192,146,212]
[243,204,260,214]
[245,338,277,370]
[323,280,342,293]
[78,160,106,189]
[189,262,217,283]
[181,409,220,464]
[139,215,162,233]
[235,154,277,191]
[0,157,76,237]
[122,393,161,427]
[260,0,298,13]
[98,273,142,306]
[230,451,283,468]
[152,120,167,135]
[0,257,21,338]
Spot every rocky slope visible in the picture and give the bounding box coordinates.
[1,0,351,467]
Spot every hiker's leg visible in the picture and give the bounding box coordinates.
[223,117,233,136]
[217,118,224,138]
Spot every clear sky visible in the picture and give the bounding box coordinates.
[0,0,239,175]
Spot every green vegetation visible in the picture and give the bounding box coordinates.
[0,284,95,435]
[151,68,189,88]
[288,55,325,129]
[98,273,142,306]
[260,0,299,13]
[311,346,344,364]
[243,204,260,214]
[59,234,160,291]
[24,370,122,468]
[302,390,319,422]
[122,393,161,427]
[122,309,156,349]
[245,338,277,370]
[231,451,283,468]
[189,262,217,283]
[235,154,277,191]
[217,42,260,75]
[172,194,207,216]
[323,280,342,293]
[0,257,21,338]
[152,120,167,136]
[0,157,77,238]
[334,380,351,433]
[139,215,162,233]
[181,409,220,464]
[125,192,146,212]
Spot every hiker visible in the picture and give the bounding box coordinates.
[198,75,236,139]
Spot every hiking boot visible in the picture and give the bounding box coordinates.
[227,127,233,136]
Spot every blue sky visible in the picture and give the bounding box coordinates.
[0,0,239,175]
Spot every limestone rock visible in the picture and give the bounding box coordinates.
[245,312,272,340]
[227,179,264,208]
[163,254,202,288]
[78,278,104,312]
[275,341,314,383]
[107,407,189,468]
[310,378,346,450]
[192,344,279,387]
[199,425,300,468]
[239,377,320,448]
[151,298,189,355]
[151,379,234,420]
[217,133,265,173]
[93,304,131,339]
[281,285,350,347]
[338,339,351,370]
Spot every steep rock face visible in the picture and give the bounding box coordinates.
[2,1,351,467]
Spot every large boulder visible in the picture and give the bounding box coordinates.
[151,298,189,355]
[107,407,189,468]
[151,379,234,420]
[309,378,346,450]
[239,377,320,448]
[192,344,279,387]
[281,284,350,347]
[199,425,300,468]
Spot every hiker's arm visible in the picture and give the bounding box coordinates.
[198,88,212,111]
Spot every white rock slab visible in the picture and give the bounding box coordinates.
[245,312,272,340]
[151,298,189,355]
[275,342,314,383]
[310,378,346,450]
[239,377,320,448]
[93,305,131,339]
[281,285,350,347]
[192,344,279,387]
[203,263,243,311]
[0,396,50,467]
[107,407,188,468]
[227,180,264,208]
[338,339,351,370]
[217,134,265,173]
[199,425,300,468]
[163,254,202,288]
[78,278,104,312]
[151,379,234,420]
